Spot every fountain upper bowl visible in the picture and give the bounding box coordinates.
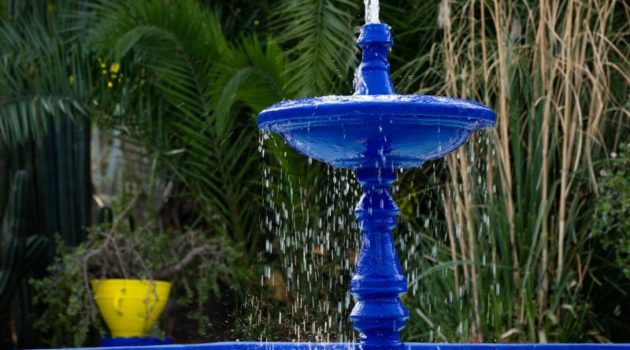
[258,94,495,169]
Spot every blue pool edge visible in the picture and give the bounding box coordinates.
[54,342,630,350]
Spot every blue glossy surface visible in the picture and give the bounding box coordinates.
[66,342,630,350]
[257,22,496,349]
[258,95,494,169]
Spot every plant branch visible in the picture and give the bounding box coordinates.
[153,244,213,280]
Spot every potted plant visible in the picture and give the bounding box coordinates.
[33,195,244,346]
[85,205,178,341]
[90,277,172,340]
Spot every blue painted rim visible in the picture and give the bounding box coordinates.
[64,342,630,350]
[257,95,495,133]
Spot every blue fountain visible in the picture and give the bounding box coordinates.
[67,19,627,350]
[257,22,493,350]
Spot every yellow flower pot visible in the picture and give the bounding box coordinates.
[91,279,171,338]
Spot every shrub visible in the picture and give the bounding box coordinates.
[592,144,630,279]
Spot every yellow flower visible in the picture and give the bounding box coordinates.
[107,81,113,88]
[110,63,121,73]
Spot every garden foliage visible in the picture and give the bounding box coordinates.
[0,0,627,346]
[592,146,630,279]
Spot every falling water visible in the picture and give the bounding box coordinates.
[256,128,501,342]
[256,132,361,342]
[259,130,445,341]
[364,0,380,23]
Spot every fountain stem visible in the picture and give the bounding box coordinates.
[350,168,408,350]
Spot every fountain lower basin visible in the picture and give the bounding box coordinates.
[64,342,629,349]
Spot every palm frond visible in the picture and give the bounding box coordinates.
[0,20,92,147]
[273,0,358,97]
[89,0,287,261]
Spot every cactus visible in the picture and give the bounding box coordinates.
[4,117,90,259]
[38,117,90,256]
[0,171,31,313]
[0,171,47,314]
[1,119,89,347]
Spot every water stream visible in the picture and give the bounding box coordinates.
[364,0,380,23]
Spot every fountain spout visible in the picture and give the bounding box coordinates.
[354,24,395,95]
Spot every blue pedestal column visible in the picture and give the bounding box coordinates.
[350,168,408,350]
